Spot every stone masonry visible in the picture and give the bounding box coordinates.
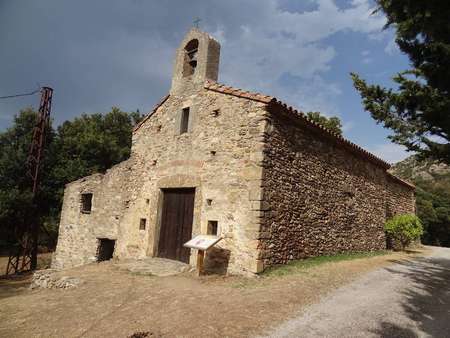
[259,105,415,267]
[52,28,415,275]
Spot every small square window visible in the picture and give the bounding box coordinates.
[207,220,218,236]
[81,193,93,213]
[139,218,146,230]
[180,107,190,134]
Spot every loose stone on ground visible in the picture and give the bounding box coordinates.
[30,269,81,289]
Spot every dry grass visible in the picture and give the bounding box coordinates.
[263,250,389,277]
[0,248,428,338]
[0,253,53,299]
[0,253,52,274]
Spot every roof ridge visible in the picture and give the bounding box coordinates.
[268,97,391,169]
[204,80,273,103]
[387,172,416,189]
[203,80,402,173]
[132,81,413,189]
[133,94,170,133]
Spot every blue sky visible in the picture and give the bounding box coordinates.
[0,0,412,163]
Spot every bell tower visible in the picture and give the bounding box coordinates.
[170,28,220,95]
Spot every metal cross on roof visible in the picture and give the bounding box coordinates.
[193,17,201,28]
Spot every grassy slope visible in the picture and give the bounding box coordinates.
[263,251,388,277]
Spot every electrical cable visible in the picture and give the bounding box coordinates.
[0,88,40,99]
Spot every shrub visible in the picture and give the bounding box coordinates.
[385,214,423,250]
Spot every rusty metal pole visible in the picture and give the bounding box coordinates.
[28,87,53,270]
[5,87,53,275]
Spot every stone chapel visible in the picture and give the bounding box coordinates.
[52,28,415,275]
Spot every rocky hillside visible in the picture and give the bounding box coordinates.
[390,155,450,182]
[391,155,450,247]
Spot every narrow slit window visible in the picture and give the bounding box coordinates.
[139,218,147,230]
[207,220,218,236]
[180,107,190,134]
[81,193,93,213]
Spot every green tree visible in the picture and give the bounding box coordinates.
[391,155,450,247]
[0,108,54,248]
[49,107,144,215]
[351,0,450,164]
[306,111,343,136]
[50,107,142,191]
[385,214,423,250]
[0,107,144,250]
[415,178,450,247]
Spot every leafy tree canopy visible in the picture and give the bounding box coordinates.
[352,0,450,164]
[0,108,44,247]
[306,111,343,136]
[415,175,450,247]
[0,107,144,249]
[385,213,423,250]
[51,108,143,192]
[391,155,450,247]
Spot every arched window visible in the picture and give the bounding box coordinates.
[183,39,198,77]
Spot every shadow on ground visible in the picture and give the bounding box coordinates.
[0,253,53,300]
[373,251,450,337]
[371,321,419,338]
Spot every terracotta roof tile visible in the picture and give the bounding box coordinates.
[133,81,413,190]
[387,172,416,189]
[269,98,391,169]
[204,80,416,190]
[204,80,273,103]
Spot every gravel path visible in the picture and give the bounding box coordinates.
[262,246,450,338]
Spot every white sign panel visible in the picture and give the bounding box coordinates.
[184,235,222,251]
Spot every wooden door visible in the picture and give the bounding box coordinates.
[157,188,195,263]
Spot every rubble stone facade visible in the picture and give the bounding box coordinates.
[259,106,415,266]
[52,28,415,275]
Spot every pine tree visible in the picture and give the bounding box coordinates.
[352,0,450,164]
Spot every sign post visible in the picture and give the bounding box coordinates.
[197,250,205,276]
[184,235,222,276]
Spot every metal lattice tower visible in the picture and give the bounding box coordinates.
[6,87,53,275]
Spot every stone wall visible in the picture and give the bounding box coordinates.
[51,28,416,275]
[126,89,266,274]
[259,108,414,268]
[52,28,271,275]
[52,160,135,269]
[53,88,267,274]
[53,88,416,274]
[386,175,416,218]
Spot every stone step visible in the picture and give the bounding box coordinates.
[113,257,191,277]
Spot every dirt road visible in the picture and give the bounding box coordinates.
[263,246,450,338]
[0,249,435,337]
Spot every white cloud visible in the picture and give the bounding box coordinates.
[207,0,386,115]
[384,36,399,55]
[360,50,372,64]
[367,143,411,164]
[0,0,388,128]
[342,120,355,133]
[281,75,343,115]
